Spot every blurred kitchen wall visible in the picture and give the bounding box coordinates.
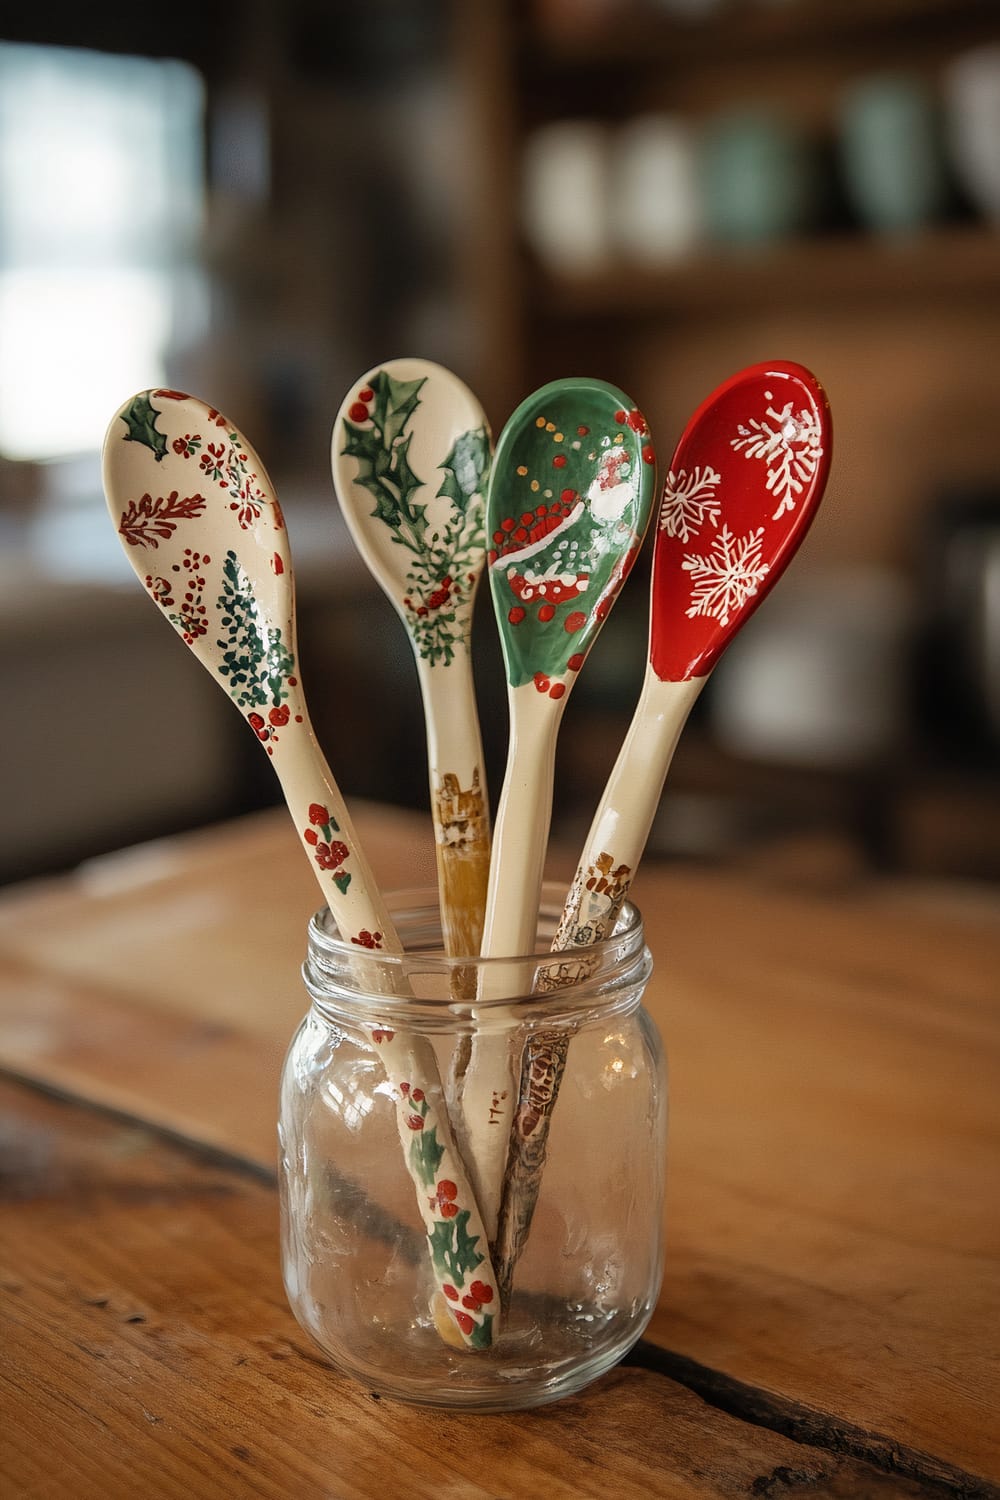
[2,0,999,885]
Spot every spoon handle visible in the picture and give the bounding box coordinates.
[415,653,491,960]
[263,710,500,1346]
[557,668,703,945]
[270,709,397,945]
[459,685,563,1240]
[492,667,703,1296]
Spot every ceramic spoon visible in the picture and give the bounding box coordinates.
[493,359,832,1296]
[332,358,492,959]
[102,389,498,1349]
[460,377,658,1240]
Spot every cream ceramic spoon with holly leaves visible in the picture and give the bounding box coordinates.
[103,388,498,1349]
[493,359,832,1297]
[332,359,492,959]
[460,377,658,1241]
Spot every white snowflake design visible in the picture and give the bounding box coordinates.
[730,395,823,521]
[659,465,722,543]
[683,525,770,625]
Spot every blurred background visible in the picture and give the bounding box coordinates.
[2,0,1000,888]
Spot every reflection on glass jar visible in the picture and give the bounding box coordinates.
[278,885,666,1412]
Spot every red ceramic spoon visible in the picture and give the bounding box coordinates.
[553,358,832,946]
[492,360,832,1296]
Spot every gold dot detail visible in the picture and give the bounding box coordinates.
[545,422,556,432]
[554,431,564,442]
[517,465,528,476]
[535,416,546,428]
[530,480,540,492]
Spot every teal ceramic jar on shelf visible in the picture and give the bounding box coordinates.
[278,885,666,1412]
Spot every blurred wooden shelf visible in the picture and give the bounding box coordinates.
[523,0,998,71]
[530,228,1000,320]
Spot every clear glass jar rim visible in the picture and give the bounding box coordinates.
[302,883,652,1027]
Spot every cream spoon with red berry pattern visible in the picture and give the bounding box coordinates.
[493,360,832,1299]
[102,388,499,1349]
[459,376,658,1242]
[332,359,492,961]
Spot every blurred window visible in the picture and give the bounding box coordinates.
[0,42,205,461]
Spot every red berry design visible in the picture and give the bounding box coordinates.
[407,1115,424,1131]
[315,840,348,871]
[642,445,655,465]
[399,1082,410,1096]
[565,611,586,633]
[351,929,383,950]
[309,804,329,826]
[358,387,374,402]
[568,652,585,671]
[269,705,289,726]
[443,1284,459,1302]
[537,604,555,622]
[348,401,369,422]
[533,672,550,693]
[303,829,318,845]
[509,606,526,625]
[549,682,566,700]
[412,1088,424,1103]
[432,1179,459,1218]
[552,454,567,469]
[469,1281,493,1304]
[614,409,626,424]
[454,1311,474,1336]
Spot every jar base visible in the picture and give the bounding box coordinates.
[290,1295,657,1413]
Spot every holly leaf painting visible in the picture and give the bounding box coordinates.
[370,370,426,449]
[409,1123,445,1189]
[119,392,168,461]
[437,427,490,514]
[467,1313,494,1350]
[390,433,427,540]
[427,1208,484,1284]
[342,411,427,547]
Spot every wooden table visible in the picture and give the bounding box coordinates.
[1,803,998,1499]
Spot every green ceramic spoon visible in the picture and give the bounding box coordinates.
[460,377,657,1240]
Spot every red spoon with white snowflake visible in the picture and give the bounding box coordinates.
[555,359,831,944]
[493,360,831,1294]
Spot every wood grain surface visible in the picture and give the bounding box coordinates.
[1,804,998,1496]
[0,1079,978,1500]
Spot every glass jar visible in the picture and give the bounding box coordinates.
[278,885,666,1412]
